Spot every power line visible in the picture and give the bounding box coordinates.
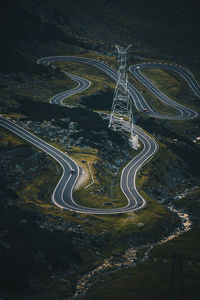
[109,45,139,149]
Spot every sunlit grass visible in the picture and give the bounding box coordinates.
[129,71,178,115]
[142,68,199,112]
[52,61,115,106]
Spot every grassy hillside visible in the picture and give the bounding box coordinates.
[1,0,200,74]
[77,54,200,300]
[80,224,200,300]
[0,0,200,299]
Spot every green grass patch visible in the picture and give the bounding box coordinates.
[142,68,200,113]
[0,127,28,148]
[129,71,178,116]
[52,61,115,106]
[80,222,200,300]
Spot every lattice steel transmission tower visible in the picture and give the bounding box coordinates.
[109,45,139,149]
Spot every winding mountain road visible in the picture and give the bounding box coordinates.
[0,56,199,214]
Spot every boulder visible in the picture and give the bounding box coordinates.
[69,122,78,130]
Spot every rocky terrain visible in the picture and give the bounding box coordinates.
[0,0,200,299]
[0,118,183,299]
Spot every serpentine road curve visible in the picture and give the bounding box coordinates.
[0,56,199,214]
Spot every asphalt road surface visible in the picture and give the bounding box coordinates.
[0,56,199,214]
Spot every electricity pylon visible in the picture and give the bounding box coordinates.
[109,45,139,149]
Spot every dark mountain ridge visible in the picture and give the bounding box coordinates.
[1,0,200,74]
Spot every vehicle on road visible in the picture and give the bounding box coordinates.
[143,109,149,113]
[70,168,75,174]
[136,66,140,69]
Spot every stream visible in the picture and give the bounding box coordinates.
[66,205,192,299]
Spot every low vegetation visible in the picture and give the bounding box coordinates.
[53,60,115,107]
[76,56,200,300]
[142,68,199,112]
[1,0,200,297]
[80,223,200,300]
